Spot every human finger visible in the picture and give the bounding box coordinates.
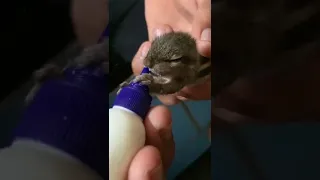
[150,25,174,41]
[191,0,211,39]
[128,145,164,180]
[196,28,211,57]
[132,41,152,75]
[157,95,181,106]
[177,79,211,100]
[144,105,175,170]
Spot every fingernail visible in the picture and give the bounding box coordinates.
[150,165,164,180]
[141,43,149,59]
[201,28,211,41]
[154,28,165,38]
[177,96,188,101]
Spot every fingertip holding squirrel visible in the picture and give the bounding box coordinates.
[121,32,211,95]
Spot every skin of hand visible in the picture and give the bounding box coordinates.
[129,3,211,178]
[132,0,211,106]
[128,106,175,180]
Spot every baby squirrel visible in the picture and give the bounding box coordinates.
[120,32,211,95]
[25,39,109,104]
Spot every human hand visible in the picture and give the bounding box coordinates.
[128,106,175,180]
[132,0,211,105]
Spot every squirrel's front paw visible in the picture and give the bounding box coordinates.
[132,74,154,85]
[117,81,130,94]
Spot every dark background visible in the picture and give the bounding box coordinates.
[1,1,75,102]
[1,1,320,180]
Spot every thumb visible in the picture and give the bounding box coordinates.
[128,146,165,180]
[191,0,211,58]
[131,41,152,75]
[191,0,211,40]
[196,31,211,58]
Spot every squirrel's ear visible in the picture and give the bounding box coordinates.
[169,54,183,61]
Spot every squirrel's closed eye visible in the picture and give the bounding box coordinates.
[168,54,183,61]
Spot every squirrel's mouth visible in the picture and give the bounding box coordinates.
[149,68,160,76]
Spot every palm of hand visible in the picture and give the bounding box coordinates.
[145,0,198,39]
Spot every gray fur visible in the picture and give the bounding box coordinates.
[124,32,211,95]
